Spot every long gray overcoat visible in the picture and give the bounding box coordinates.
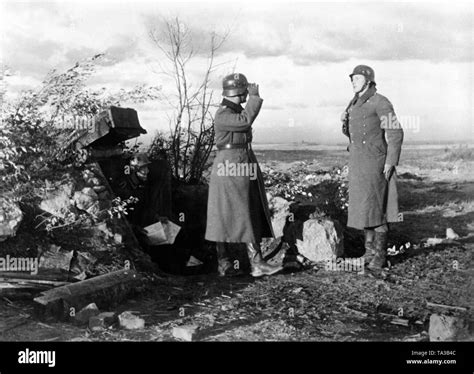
[205,96,274,243]
[346,86,404,230]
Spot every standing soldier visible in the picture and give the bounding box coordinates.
[341,65,404,272]
[205,73,282,277]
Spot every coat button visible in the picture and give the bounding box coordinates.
[362,141,366,144]
[351,140,354,143]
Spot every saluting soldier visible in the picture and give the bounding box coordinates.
[205,73,282,277]
[341,65,404,271]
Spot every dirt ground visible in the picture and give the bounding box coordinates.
[1,144,473,341]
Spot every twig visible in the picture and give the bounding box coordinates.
[426,302,467,312]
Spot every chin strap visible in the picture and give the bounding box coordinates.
[356,80,370,95]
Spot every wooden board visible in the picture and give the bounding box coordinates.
[33,269,144,321]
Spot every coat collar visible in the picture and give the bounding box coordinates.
[351,85,377,108]
[128,172,143,189]
[222,98,244,113]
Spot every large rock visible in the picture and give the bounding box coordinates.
[73,187,99,215]
[0,197,23,241]
[429,314,470,341]
[267,195,291,238]
[39,182,74,218]
[296,218,344,262]
[118,311,145,330]
[74,303,100,325]
[172,325,199,341]
[38,244,74,271]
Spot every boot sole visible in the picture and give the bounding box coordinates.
[251,267,283,278]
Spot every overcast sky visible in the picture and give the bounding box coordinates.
[1,0,473,144]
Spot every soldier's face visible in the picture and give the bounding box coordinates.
[351,75,367,93]
[239,93,248,104]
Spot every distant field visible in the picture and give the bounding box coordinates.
[251,143,474,181]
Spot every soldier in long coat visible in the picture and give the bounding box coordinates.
[205,73,282,277]
[342,65,404,271]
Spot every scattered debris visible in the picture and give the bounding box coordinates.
[342,307,368,318]
[89,312,117,331]
[425,237,444,246]
[113,233,122,244]
[74,303,100,325]
[73,188,99,215]
[402,332,429,342]
[429,314,469,341]
[390,318,410,327]
[0,197,23,241]
[445,228,460,240]
[172,325,199,341]
[186,256,203,267]
[426,302,467,312]
[39,182,74,218]
[118,311,145,330]
[38,245,74,272]
[144,220,181,245]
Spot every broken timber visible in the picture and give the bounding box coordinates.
[34,269,143,321]
[426,302,468,312]
[0,277,70,287]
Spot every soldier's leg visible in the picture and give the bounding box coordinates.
[216,242,232,276]
[362,228,376,263]
[368,224,388,270]
[246,242,282,278]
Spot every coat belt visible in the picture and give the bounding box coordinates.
[217,143,249,150]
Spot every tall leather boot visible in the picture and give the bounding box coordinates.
[246,243,283,277]
[368,231,388,271]
[362,229,376,264]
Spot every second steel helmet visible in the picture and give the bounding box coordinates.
[349,65,375,83]
[222,73,248,97]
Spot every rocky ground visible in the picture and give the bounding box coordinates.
[0,145,472,341]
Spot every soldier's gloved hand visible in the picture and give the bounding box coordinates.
[340,111,348,123]
[248,83,259,96]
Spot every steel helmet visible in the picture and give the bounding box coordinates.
[349,65,375,83]
[222,73,248,97]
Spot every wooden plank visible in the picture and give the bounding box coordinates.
[0,277,70,287]
[34,269,139,304]
[0,269,71,282]
[33,269,144,320]
[426,302,467,312]
[390,318,410,327]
